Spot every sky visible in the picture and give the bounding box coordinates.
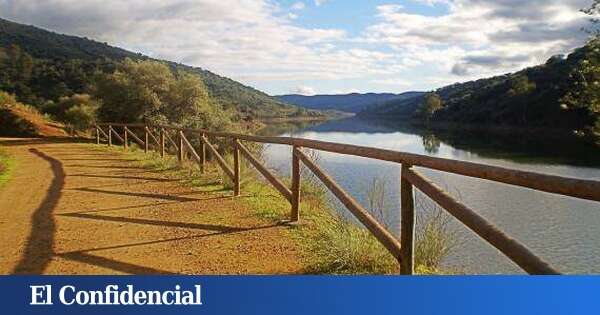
[0,0,594,95]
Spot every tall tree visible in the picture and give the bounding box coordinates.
[93,59,233,131]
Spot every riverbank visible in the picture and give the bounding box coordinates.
[360,114,576,136]
[258,111,353,124]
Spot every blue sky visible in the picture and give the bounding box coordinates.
[0,0,592,95]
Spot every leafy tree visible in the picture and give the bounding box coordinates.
[93,59,233,131]
[507,75,536,96]
[44,93,96,121]
[582,1,600,37]
[64,103,98,132]
[415,93,443,122]
[0,18,309,119]
[561,40,600,141]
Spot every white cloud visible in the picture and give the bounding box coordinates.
[291,85,316,95]
[0,0,396,90]
[0,0,592,94]
[371,78,412,86]
[363,0,589,84]
[331,88,360,94]
[291,2,305,10]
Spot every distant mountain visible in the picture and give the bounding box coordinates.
[277,92,424,113]
[360,41,600,143]
[0,17,302,118]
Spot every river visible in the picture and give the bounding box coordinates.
[258,116,600,274]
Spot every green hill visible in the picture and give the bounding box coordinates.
[0,17,303,119]
[277,92,424,113]
[360,40,600,143]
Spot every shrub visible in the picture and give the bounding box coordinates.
[414,194,460,271]
[63,103,98,132]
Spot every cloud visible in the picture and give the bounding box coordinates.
[291,85,316,95]
[371,78,412,86]
[0,0,592,94]
[364,0,590,82]
[0,0,396,90]
[291,2,305,10]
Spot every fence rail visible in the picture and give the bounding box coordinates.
[95,123,600,275]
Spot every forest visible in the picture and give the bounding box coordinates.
[360,40,600,144]
[0,17,320,132]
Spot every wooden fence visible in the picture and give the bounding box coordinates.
[95,123,600,275]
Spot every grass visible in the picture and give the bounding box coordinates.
[88,142,457,274]
[0,146,14,189]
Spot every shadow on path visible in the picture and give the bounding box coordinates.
[74,187,201,202]
[57,252,176,274]
[70,173,176,182]
[57,223,284,256]
[59,212,250,232]
[12,149,64,274]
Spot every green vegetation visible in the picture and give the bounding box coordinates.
[92,59,234,132]
[414,93,444,122]
[97,143,456,274]
[0,91,43,136]
[0,17,321,131]
[361,40,600,145]
[0,146,14,189]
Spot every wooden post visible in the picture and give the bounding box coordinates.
[237,140,292,202]
[291,146,301,222]
[200,133,206,173]
[144,127,149,153]
[295,148,403,261]
[108,125,112,146]
[400,164,415,275]
[96,126,100,145]
[233,139,241,196]
[160,129,165,158]
[123,126,128,150]
[178,131,184,162]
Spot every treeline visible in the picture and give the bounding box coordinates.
[0,45,236,132]
[0,17,319,131]
[361,40,600,144]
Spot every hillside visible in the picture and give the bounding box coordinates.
[360,41,600,142]
[0,92,68,137]
[0,17,302,119]
[277,92,423,113]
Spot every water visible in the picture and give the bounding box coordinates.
[259,117,600,274]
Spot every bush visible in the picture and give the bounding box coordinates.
[414,194,459,271]
[63,102,97,132]
[93,59,234,132]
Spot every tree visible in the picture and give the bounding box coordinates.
[44,93,96,121]
[93,58,171,123]
[560,40,600,141]
[93,59,233,131]
[507,75,536,96]
[415,93,443,122]
[64,103,98,132]
[582,1,600,37]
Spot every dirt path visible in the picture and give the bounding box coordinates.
[0,138,304,274]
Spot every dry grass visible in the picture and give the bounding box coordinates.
[0,91,68,137]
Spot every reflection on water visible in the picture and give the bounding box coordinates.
[260,117,600,274]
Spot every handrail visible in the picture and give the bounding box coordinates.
[97,123,600,202]
[94,123,600,275]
